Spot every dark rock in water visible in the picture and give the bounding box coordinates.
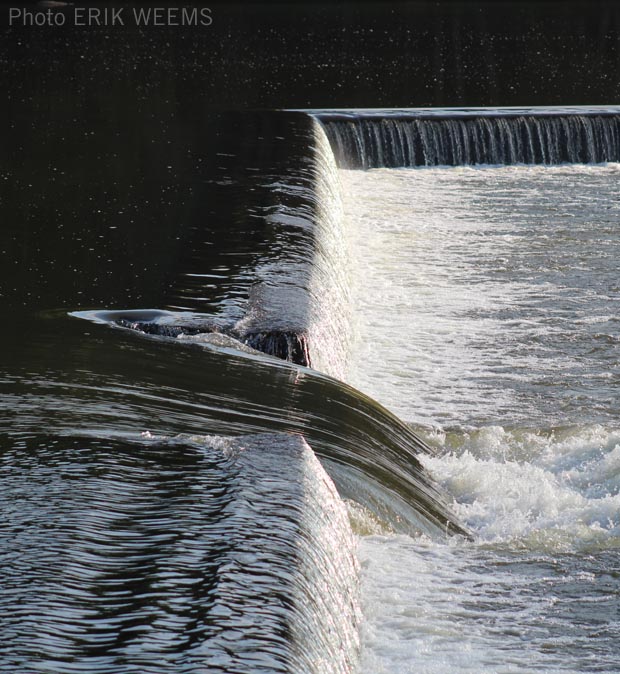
[110,310,226,341]
[115,319,205,338]
[242,330,312,367]
[116,317,313,368]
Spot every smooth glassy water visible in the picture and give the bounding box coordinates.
[341,164,620,673]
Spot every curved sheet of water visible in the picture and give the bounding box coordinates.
[2,312,466,538]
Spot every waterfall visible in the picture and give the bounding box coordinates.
[187,432,361,674]
[303,120,351,378]
[70,110,468,540]
[233,117,351,379]
[78,114,351,381]
[319,112,620,168]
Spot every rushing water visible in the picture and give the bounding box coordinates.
[2,309,441,673]
[0,431,360,674]
[341,164,620,673]
[320,110,620,168]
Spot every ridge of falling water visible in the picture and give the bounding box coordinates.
[229,117,352,380]
[90,113,351,381]
[303,120,352,379]
[230,116,352,380]
[68,110,466,538]
[318,113,620,168]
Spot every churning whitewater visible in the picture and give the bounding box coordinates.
[339,162,620,673]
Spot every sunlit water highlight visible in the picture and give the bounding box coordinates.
[341,164,620,673]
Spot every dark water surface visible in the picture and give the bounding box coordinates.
[3,1,620,109]
[0,427,361,674]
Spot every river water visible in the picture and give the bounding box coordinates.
[0,110,468,673]
[3,102,620,671]
[341,164,620,673]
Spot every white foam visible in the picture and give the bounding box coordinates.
[423,424,620,551]
[357,421,620,672]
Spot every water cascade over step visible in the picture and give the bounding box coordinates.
[70,109,469,539]
[84,112,350,379]
[317,108,620,168]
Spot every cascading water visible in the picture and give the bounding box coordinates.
[1,107,474,674]
[10,104,620,674]
[95,114,351,380]
[319,109,620,168]
[303,120,352,379]
[234,118,351,380]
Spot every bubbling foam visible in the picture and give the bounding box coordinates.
[423,424,620,551]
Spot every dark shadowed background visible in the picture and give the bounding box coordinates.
[1,0,619,309]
